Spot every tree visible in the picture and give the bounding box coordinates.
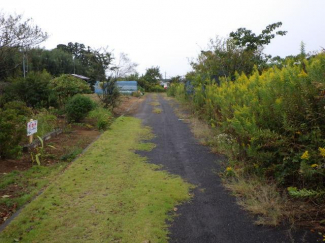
[113,53,138,79]
[170,75,183,83]
[229,22,287,51]
[27,48,75,76]
[143,66,162,84]
[0,13,48,80]
[136,66,162,91]
[190,37,256,81]
[57,42,113,85]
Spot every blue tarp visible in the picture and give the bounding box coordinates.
[94,81,137,94]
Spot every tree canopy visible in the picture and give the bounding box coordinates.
[229,22,287,51]
[0,13,48,81]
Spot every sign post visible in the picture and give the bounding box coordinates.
[27,119,38,144]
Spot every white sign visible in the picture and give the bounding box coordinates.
[27,120,38,136]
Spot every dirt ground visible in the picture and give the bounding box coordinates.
[113,95,145,116]
[0,125,100,174]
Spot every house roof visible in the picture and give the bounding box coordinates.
[70,74,90,80]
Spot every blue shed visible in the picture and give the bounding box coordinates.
[116,81,137,94]
[94,81,138,95]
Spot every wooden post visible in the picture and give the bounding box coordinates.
[29,119,33,144]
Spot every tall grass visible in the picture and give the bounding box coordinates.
[87,106,113,130]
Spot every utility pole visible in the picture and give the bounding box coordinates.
[23,51,26,78]
[73,56,75,74]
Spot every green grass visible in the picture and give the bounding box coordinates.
[0,163,69,209]
[0,117,192,243]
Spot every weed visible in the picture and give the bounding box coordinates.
[150,101,160,106]
[30,136,56,166]
[87,106,113,130]
[34,109,58,138]
[153,108,162,114]
[224,176,285,226]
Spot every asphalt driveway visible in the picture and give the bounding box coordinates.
[135,94,320,243]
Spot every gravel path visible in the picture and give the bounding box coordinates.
[135,94,320,243]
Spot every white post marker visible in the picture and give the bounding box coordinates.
[27,119,38,144]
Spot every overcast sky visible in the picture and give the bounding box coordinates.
[1,0,325,77]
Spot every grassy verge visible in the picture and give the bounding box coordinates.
[0,117,192,242]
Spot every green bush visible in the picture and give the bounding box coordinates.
[0,102,32,159]
[87,107,113,130]
[65,95,95,122]
[50,74,91,106]
[4,71,55,108]
[149,85,165,92]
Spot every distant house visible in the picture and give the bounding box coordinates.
[94,81,138,95]
[159,79,171,89]
[70,74,94,91]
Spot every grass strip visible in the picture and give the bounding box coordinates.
[0,116,192,243]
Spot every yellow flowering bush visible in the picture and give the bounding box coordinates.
[170,53,325,190]
[301,151,309,160]
[319,147,325,158]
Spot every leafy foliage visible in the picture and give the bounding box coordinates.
[0,101,31,159]
[27,48,75,76]
[172,53,325,190]
[0,13,48,81]
[4,70,55,108]
[49,74,91,106]
[87,106,113,130]
[57,42,113,83]
[229,22,287,51]
[65,94,95,122]
[191,37,257,81]
[97,77,120,108]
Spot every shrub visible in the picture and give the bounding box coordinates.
[0,102,32,159]
[65,95,95,122]
[149,85,165,92]
[3,71,55,108]
[87,107,113,130]
[97,78,120,108]
[50,74,91,106]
